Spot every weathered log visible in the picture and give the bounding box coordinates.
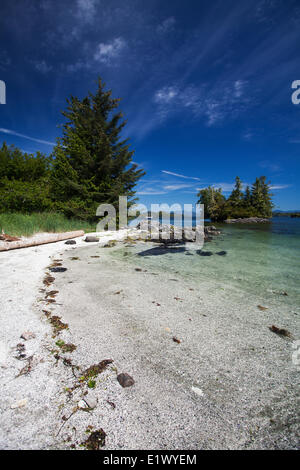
[0,230,84,252]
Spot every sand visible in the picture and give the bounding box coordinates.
[0,232,299,449]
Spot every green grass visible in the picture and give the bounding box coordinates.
[0,212,96,237]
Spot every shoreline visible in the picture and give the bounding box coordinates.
[0,230,299,449]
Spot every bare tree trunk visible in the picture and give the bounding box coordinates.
[0,231,84,252]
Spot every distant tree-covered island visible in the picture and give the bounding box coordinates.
[197,176,273,222]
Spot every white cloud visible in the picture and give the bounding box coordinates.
[157,17,176,34]
[34,60,52,74]
[162,170,201,181]
[163,184,193,191]
[153,80,251,128]
[154,86,178,104]
[94,37,126,64]
[76,0,97,23]
[270,184,291,190]
[0,128,55,146]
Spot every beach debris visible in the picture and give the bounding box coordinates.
[16,355,34,377]
[14,343,26,360]
[0,231,20,242]
[216,251,227,256]
[172,336,181,344]
[65,240,76,245]
[85,236,99,243]
[49,267,67,273]
[107,399,116,409]
[257,305,268,311]
[43,275,55,287]
[191,386,204,397]
[82,359,113,380]
[70,257,79,260]
[10,398,27,409]
[49,316,68,333]
[269,325,292,338]
[117,373,135,388]
[82,429,106,450]
[174,297,183,301]
[55,340,77,353]
[114,290,122,295]
[45,290,59,298]
[20,331,36,341]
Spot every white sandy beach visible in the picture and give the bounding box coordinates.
[0,230,299,449]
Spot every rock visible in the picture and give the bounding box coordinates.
[78,400,89,409]
[65,240,76,245]
[198,250,213,256]
[49,267,67,273]
[20,331,36,341]
[11,398,27,409]
[192,386,204,397]
[216,251,227,256]
[225,217,270,224]
[84,394,98,409]
[183,229,196,242]
[85,236,99,243]
[117,373,135,388]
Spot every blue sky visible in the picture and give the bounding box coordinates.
[0,0,299,210]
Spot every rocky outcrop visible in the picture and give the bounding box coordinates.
[136,220,221,244]
[224,217,270,224]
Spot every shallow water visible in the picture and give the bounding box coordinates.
[113,217,300,312]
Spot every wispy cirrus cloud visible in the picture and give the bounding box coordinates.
[0,128,55,146]
[157,17,176,34]
[153,80,251,127]
[162,170,201,181]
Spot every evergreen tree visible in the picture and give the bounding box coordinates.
[51,78,145,220]
[228,176,243,207]
[197,186,227,221]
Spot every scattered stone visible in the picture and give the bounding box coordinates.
[225,217,270,224]
[20,331,36,341]
[65,240,76,245]
[49,267,67,273]
[114,290,122,295]
[104,240,117,248]
[84,394,98,409]
[198,250,213,256]
[85,236,99,243]
[216,251,227,256]
[257,305,268,311]
[172,336,181,344]
[192,386,204,397]
[269,325,292,338]
[135,268,143,272]
[11,398,27,409]
[117,373,135,388]
[82,429,106,450]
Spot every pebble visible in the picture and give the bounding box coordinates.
[191,387,204,397]
[11,398,28,409]
[20,331,36,341]
[117,373,135,388]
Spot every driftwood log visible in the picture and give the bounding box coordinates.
[0,230,84,252]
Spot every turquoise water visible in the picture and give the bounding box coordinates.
[114,217,300,311]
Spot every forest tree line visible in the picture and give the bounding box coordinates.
[0,79,145,221]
